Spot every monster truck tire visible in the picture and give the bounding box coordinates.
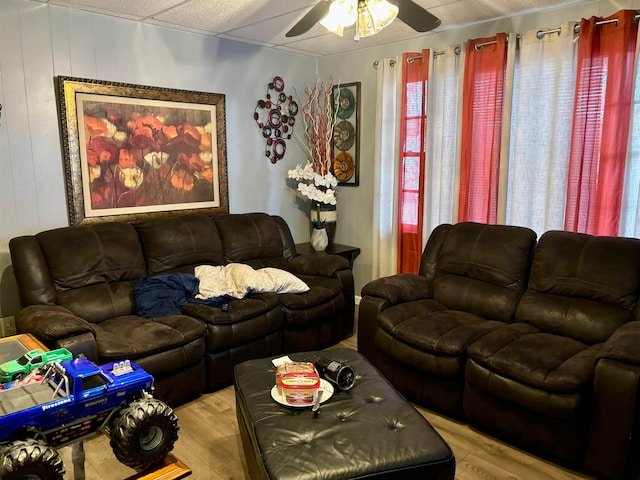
[110,397,179,470]
[0,439,64,480]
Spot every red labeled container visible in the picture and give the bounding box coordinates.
[276,362,320,405]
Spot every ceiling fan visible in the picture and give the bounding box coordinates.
[286,0,441,38]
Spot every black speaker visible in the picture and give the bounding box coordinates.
[315,357,356,391]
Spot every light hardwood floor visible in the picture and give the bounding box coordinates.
[60,333,595,480]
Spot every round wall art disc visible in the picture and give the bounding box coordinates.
[333,152,355,181]
[334,120,355,151]
[336,88,355,119]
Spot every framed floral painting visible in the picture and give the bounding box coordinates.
[55,76,228,225]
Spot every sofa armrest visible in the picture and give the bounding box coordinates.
[584,321,640,479]
[287,253,350,277]
[598,321,640,365]
[16,305,96,344]
[357,295,389,363]
[361,274,432,305]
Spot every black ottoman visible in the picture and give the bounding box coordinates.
[234,348,455,479]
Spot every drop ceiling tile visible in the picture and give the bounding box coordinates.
[39,0,597,56]
[150,0,316,33]
[48,0,186,19]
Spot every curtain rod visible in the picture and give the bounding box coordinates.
[406,13,639,63]
[373,58,397,69]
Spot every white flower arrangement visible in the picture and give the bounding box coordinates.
[287,163,338,206]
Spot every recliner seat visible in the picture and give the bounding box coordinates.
[361,222,536,416]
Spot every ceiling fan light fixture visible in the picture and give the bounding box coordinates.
[320,0,357,36]
[355,0,398,41]
[369,0,398,30]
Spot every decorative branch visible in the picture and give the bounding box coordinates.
[296,77,340,176]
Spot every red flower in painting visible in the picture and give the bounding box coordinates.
[177,152,205,172]
[90,182,116,209]
[87,137,119,167]
[129,125,160,151]
[198,129,212,152]
[119,149,137,169]
[159,125,181,147]
[179,124,201,148]
[171,169,195,192]
[138,115,164,131]
[85,116,109,137]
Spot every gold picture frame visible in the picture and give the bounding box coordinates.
[55,76,228,225]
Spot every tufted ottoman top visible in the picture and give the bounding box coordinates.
[234,348,455,480]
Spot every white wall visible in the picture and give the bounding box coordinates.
[318,0,640,295]
[0,0,317,319]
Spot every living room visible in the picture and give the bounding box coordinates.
[1,0,639,479]
[2,0,629,324]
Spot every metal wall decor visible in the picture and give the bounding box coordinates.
[331,82,360,186]
[253,76,298,163]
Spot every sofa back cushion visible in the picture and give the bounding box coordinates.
[517,230,640,344]
[135,214,224,274]
[431,222,537,321]
[212,213,286,268]
[36,223,146,322]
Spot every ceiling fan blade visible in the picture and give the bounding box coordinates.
[394,0,441,32]
[286,1,332,37]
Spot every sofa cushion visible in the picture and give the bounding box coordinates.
[517,231,640,343]
[135,214,224,274]
[93,314,206,362]
[35,223,145,322]
[276,275,342,311]
[517,291,633,345]
[57,280,138,323]
[437,222,536,287]
[467,323,601,393]
[375,300,506,378]
[181,293,283,351]
[465,360,585,420]
[433,222,536,321]
[527,231,640,309]
[212,213,285,267]
[37,222,145,289]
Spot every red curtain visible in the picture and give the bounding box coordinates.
[397,50,429,273]
[565,11,638,235]
[458,33,508,224]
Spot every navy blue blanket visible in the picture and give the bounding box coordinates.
[134,273,232,318]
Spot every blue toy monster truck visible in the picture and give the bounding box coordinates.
[0,357,179,480]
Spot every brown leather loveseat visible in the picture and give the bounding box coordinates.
[9,212,355,406]
[359,222,640,480]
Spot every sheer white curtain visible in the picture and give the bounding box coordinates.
[619,26,640,238]
[372,58,400,278]
[505,23,578,236]
[423,46,461,241]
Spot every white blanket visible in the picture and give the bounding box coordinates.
[195,264,310,300]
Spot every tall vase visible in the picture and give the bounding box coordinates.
[310,228,329,251]
[313,203,337,246]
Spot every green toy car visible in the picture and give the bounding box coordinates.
[0,348,73,383]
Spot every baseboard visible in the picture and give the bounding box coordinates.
[0,316,16,338]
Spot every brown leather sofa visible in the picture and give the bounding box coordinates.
[359,222,640,480]
[9,212,355,406]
